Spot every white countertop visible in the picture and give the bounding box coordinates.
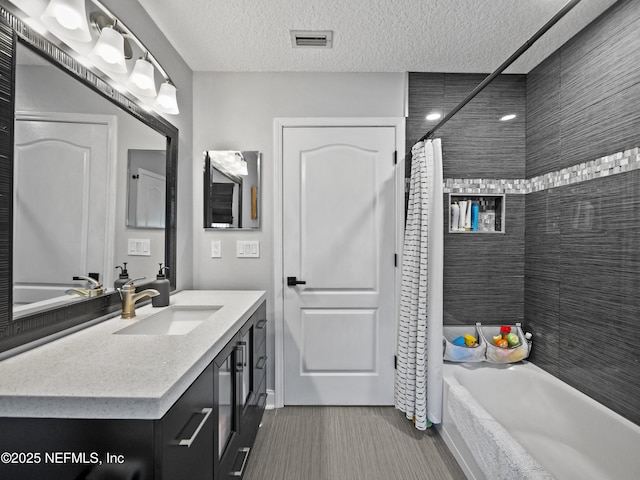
[0,290,266,420]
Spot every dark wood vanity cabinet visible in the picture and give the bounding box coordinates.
[0,301,267,480]
[215,301,267,479]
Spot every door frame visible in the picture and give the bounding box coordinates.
[273,117,405,408]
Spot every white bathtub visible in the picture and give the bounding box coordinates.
[438,361,640,480]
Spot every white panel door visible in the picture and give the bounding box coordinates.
[283,126,397,405]
[14,119,110,303]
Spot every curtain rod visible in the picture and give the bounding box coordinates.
[418,0,582,143]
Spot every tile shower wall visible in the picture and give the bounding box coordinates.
[407,72,526,325]
[526,0,640,426]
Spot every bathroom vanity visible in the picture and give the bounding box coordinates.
[0,290,267,480]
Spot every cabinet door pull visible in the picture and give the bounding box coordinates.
[235,345,244,371]
[256,356,267,370]
[256,319,267,329]
[230,447,251,477]
[177,407,212,447]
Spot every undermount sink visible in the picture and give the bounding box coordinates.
[115,305,222,336]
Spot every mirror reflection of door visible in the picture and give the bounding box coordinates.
[134,168,166,228]
[126,149,166,229]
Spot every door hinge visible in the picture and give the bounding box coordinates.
[393,150,397,165]
[394,355,397,369]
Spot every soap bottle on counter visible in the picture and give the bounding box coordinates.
[114,263,130,290]
[151,263,170,307]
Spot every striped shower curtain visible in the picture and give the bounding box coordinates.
[394,139,444,429]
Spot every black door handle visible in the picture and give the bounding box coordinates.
[287,276,306,286]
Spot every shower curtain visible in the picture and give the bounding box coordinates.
[394,139,444,429]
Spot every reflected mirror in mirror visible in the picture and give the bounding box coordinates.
[204,151,261,230]
[127,150,166,229]
[13,41,168,319]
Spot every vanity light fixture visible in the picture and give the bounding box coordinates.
[89,23,127,73]
[126,56,157,97]
[153,81,180,115]
[500,114,517,121]
[208,151,248,176]
[41,0,92,43]
[30,0,181,115]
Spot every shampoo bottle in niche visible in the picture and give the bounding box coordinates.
[450,202,460,231]
[151,264,170,307]
[458,200,467,230]
[465,201,472,230]
[471,202,479,231]
[114,263,130,290]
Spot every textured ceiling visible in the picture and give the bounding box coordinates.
[138,0,617,73]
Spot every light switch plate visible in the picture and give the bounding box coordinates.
[128,238,151,256]
[236,240,259,258]
[211,240,222,258]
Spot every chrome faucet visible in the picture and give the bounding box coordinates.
[118,277,160,319]
[66,275,104,298]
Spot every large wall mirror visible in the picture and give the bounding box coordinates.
[203,150,261,230]
[0,5,178,354]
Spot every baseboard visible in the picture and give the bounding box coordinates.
[266,389,276,409]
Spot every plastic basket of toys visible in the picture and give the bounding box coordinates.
[478,323,531,364]
[442,325,487,362]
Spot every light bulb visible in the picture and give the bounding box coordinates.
[90,26,127,74]
[41,0,92,43]
[55,5,82,29]
[126,58,157,97]
[154,82,179,114]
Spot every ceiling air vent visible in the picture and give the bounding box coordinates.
[290,30,333,48]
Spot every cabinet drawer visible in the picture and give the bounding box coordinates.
[253,303,267,349]
[237,374,267,457]
[159,363,214,480]
[254,334,267,388]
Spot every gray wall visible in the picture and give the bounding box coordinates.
[192,72,406,392]
[407,72,527,325]
[525,0,640,426]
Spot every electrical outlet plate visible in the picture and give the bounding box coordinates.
[236,240,259,258]
[127,238,151,256]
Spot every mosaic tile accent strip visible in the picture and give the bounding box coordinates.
[443,147,640,194]
[528,147,640,192]
[444,178,528,194]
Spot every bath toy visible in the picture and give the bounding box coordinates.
[492,334,503,346]
[496,338,509,349]
[500,325,511,337]
[463,334,478,347]
[452,336,466,347]
[507,332,520,347]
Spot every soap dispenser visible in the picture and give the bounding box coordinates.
[151,263,170,307]
[114,263,130,290]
